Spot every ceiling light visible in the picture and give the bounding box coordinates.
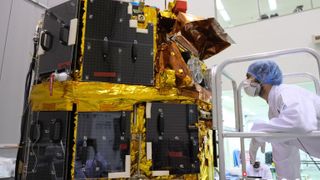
[268,0,277,11]
[216,0,231,22]
[216,0,224,10]
[219,9,231,22]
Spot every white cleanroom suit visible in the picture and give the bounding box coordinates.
[251,84,320,180]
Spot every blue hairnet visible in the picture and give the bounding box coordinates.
[247,60,283,85]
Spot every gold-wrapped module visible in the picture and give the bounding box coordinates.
[30,81,195,112]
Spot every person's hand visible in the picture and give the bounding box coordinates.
[249,138,265,164]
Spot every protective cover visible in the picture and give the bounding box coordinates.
[74,112,131,179]
[25,111,72,180]
[146,103,199,175]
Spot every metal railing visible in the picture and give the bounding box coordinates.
[211,47,320,180]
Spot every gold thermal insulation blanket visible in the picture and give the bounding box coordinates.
[156,41,193,88]
[30,81,195,112]
[170,12,232,60]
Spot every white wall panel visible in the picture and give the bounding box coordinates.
[0,0,43,144]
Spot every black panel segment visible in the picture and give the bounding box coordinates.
[74,112,131,179]
[25,111,71,180]
[82,1,154,85]
[146,103,200,175]
[39,0,80,76]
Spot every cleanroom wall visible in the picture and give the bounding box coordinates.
[0,0,43,144]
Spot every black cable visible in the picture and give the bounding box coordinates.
[16,26,39,180]
[297,138,320,171]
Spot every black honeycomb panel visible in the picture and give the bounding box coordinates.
[82,39,121,82]
[82,39,154,84]
[85,0,130,41]
[74,112,131,179]
[82,0,154,85]
[38,0,155,85]
[26,111,71,180]
[145,103,199,175]
[147,103,197,142]
[39,0,79,75]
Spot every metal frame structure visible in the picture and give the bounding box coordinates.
[211,47,320,180]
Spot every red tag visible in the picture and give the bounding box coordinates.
[57,61,72,69]
[94,72,117,78]
[49,73,55,96]
[173,0,187,14]
[168,151,183,158]
[120,143,128,150]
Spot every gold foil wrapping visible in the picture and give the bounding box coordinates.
[71,111,79,180]
[170,12,232,60]
[30,81,194,112]
[130,105,153,177]
[156,42,193,88]
[75,0,88,81]
[198,121,214,180]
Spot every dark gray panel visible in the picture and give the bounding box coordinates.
[146,103,200,175]
[75,112,131,179]
[82,1,154,85]
[26,111,71,180]
[38,0,79,75]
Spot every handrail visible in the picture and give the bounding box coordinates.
[221,70,240,130]
[224,131,320,138]
[212,66,240,129]
[211,47,320,180]
[283,72,320,95]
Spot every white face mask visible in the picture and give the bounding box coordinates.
[243,79,261,97]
